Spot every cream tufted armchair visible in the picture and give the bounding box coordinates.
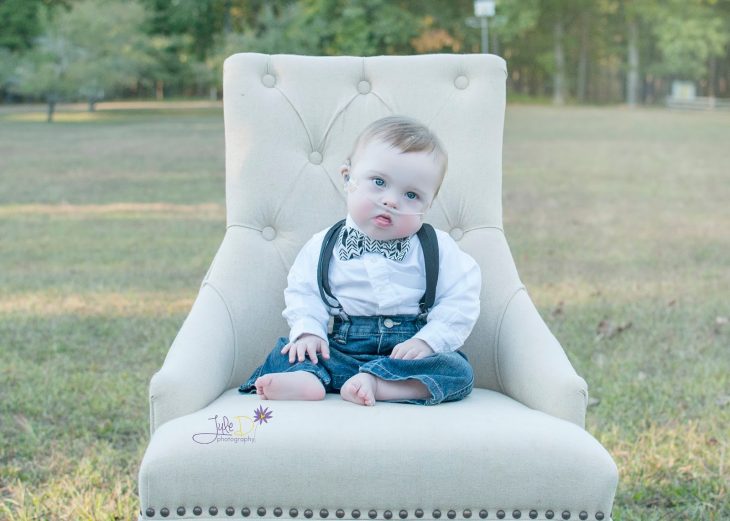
[137,53,618,521]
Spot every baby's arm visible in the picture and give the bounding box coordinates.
[410,231,482,353]
[281,232,332,345]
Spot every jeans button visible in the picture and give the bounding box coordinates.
[383,318,394,328]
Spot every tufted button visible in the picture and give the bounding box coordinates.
[358,80,371,94]
[290,509,299,517]
[226,507,235,516]
[160,507,170,517]
[177,507,186,516]
[454,75,469,89]
[383,318,394,328]
[146,508,155,517]
[449,227,464,241]
[262,74,276,87]
[262,226,277,240]
[309,151,323,164]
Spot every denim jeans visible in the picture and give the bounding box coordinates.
[238,313,474,405]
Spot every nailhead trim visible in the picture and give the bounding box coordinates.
[140,506,610,519]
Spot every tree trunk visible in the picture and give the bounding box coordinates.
[626,19,640,107]
[577,10,590,103]
[156,79,164,100]
[88,98,96,112]
[46,94,56,123]
[553,15,565,105]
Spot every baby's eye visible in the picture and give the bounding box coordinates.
[372,177,385,187]
[406,191,419,200]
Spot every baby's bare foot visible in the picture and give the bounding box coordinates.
[340,373,378,406]
[255,371,326,401]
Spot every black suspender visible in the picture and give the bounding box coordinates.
[317,219,439,317]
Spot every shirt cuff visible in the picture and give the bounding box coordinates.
[289,317,328,344]
[412,324,460,354]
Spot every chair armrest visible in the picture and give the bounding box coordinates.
[496,286,588,428]
[148,282,236,434]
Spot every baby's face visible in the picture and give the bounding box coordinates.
[340,139,442,241]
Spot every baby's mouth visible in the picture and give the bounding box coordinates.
[374,213,392,226]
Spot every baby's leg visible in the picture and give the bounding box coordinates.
[340,373,429,406]
[255,371,326,401]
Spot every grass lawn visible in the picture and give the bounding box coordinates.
[0,104,728,520]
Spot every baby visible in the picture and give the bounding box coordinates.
[238,115,481,406]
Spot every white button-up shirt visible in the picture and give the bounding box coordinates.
[282,214,482,353]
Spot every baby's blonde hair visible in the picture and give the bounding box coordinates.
[347,115,449,202]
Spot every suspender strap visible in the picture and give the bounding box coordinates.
[317,218,347,311]
[317,219,439,316]
[416,223,439,314]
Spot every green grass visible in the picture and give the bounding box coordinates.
[1,104,728,520]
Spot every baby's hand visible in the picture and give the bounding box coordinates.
[390,338,434,360]
[281,333,331,364]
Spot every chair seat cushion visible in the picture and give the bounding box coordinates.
[138,388,617,520]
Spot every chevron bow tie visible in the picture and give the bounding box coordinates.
[337,226,411,262]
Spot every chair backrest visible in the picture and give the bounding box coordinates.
[208,52,523,391]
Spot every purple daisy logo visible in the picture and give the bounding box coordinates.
[254,405,273,425]
[192,405,273,445]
